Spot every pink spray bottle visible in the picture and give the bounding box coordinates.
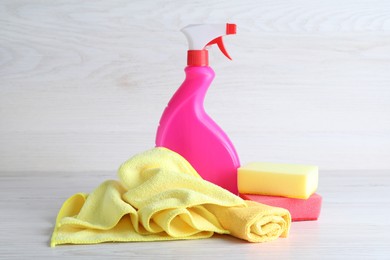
[156,23,240,194]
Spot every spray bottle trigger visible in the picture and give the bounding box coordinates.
[206,36,232,60]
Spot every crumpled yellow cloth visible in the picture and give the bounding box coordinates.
[51,148,290,247]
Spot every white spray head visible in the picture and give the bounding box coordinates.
[181,23,236,63]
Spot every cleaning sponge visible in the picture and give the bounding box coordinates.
[240,193,322,221]
[237,162,318,199]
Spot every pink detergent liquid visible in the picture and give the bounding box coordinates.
[156,24,240,194]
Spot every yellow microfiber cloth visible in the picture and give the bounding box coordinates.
[51,147,290,247]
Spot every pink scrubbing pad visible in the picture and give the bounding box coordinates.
[240,193,322,221]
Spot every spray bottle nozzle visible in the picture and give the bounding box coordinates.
[226,23,237,35]
[181,23,237,66]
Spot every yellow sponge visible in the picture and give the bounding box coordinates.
[238,162,318,199]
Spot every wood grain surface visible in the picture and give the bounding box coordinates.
[1,0,390,172]
[0,170,389,258]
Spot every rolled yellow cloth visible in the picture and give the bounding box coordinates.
[51,148,290,247]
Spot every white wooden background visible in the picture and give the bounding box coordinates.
[1,0,390,173]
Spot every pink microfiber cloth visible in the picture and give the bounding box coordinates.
[240,193,322,221]
[51,148,291,246]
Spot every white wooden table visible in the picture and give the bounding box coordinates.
[1,170,389,259]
